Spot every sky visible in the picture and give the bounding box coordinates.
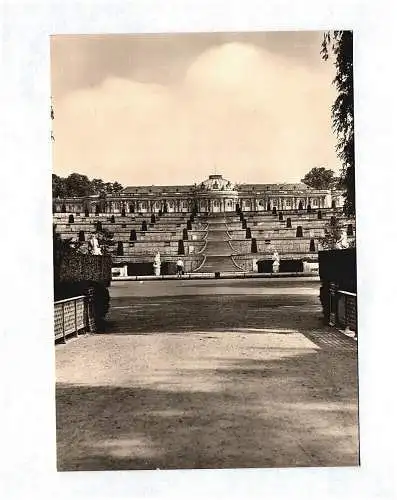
[51,31,339,186]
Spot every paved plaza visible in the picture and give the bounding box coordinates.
[56,278,359,471]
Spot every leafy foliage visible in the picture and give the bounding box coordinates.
[301,167,337,190]
[52,173,124,198]
[321,31,355,215]
[318,217,355,250]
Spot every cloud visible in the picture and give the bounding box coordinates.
[52,41,338,186]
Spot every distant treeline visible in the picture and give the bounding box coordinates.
[53,173,123,198]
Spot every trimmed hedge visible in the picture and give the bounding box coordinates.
[141,220,148,232]
[309,238,315,252]
[278,212,283,221]
[110,215,115,223]
[68,214,74,223]
[286,217,292,228]
[318,248,357,292]
[257,259,273,273]
[116,241,124,256]
[251,238,257,253]
[129,229,137,241]
[178,240,185,255]
[272,207,277,215]
[280,260,303,273]
[246,227,251,239]
[151,214,156,224]
[54,280,110,322]
[187,220,192,230]
[121,207,126,217]
[296,226,303,237]
[127,262,153,276]
[183,228,188,240]
[317,210,322,220]
[78,230,85,242]
[54,254,112,288]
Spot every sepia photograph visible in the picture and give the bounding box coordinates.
[51,31,358,471]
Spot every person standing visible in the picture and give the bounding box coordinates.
[176,258,184,278]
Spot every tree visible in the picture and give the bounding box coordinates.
[52,173,67,198]
[301,167,336,190]
[91,178,105,194]
[104,182,115,194]
[52,173,124,198]
[64,173,93,197]
[112,182,123,193]
[321,31,355,215]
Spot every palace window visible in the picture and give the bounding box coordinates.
[258,200,263,206]
[214,200,220,206]
[182,201,187,208]
[286,199,292,207]
[312,198,318,207]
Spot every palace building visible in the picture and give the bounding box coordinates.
[52,173,353,277]
[53,174,344,214]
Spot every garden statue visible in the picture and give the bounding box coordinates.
[272,250,280,273]
[336,229,349,249]
[89,234,102,255]
[153,251,161,276]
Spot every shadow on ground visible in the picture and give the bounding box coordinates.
[56,348,359,471]
[103,294,326,335]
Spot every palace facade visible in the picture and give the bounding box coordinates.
[53,174,344,214]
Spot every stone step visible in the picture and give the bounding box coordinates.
[199,255,239,272]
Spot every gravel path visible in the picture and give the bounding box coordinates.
[56,279,358,470]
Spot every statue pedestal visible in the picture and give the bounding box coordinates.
[272,262,279,273]
[153,263,161,276]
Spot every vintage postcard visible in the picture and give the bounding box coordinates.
[51,31,358,471]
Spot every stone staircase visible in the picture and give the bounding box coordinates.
[198,216,240,273]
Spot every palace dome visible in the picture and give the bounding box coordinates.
[199,174,235,191]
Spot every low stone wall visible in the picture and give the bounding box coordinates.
[257,239,318,253]
[120,240,205,256]
[112,255,204,274]
[230,238,319,254]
